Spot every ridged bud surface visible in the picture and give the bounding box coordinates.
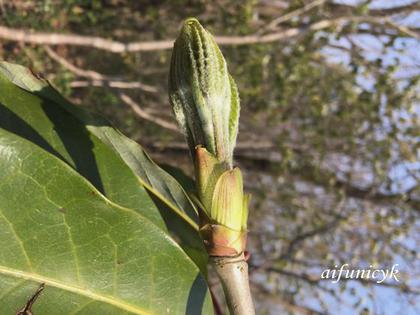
[169,18,239,167]
[169,18,248,256]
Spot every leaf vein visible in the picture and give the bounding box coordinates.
[0,211,34,272]
[0,266,151,315]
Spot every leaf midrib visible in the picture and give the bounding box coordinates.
[0,265,151,315]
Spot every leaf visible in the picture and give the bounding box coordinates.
[0,62,207,273]
[159,164,196,195]
[0,128,212,314]
[0,62,213,313]
[0,70,164,230]
[0,61,199,226]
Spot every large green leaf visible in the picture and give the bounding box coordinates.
[0,61,199,229]
[0,71,164,230]
[0,128,212,314]
[0,63,213,314]
[0,62,208,272]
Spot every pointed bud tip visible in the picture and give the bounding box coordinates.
[184,17,201,26]
[180,18,205,35]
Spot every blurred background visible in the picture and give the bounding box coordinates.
[1,0,419,314]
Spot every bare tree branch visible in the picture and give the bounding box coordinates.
[0,25,301,51]
[44,47,177,131]
[45,46,104,80]
[44,46,158,92]
[1,15,417,53]
[119,93,179,132]
[328,1,420,16]
[69,80,157,90]
[0,25,174,52]
[261,0,327,32]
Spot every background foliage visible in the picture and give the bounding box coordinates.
[1,1,419,314]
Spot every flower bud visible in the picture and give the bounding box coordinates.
[169,19,248,256]
[169,18,239,167]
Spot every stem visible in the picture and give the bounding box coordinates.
[209,287,223,315]
[209,253,255,315]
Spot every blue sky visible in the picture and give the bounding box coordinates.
[302,1,420,314]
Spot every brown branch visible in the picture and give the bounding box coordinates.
[262,0,327,32]
[69,80,157,90]
[44,46,158,93]
[0,24,300,51]
[119,93,179,132]
[16,283,45,315]
[381,18,420,39]
[295,161,420,210]
[281,200,346,258]
[0,25,174,52]
[44,46,177,131]
[328,2,420,17]
[45,46,104,79]
[1,16,417,53]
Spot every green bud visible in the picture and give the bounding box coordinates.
[195,147,249,256]
[169,18,240,167]
[210,167,247,231]
[195,147,248,230]
[169,18,248,256]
